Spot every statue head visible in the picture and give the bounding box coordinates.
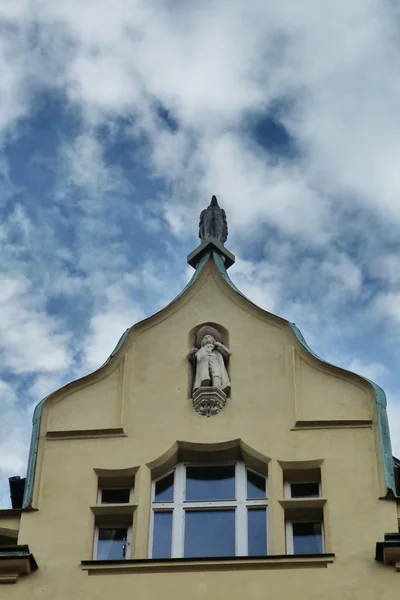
[195,325,222,348]
[201,334,216,346]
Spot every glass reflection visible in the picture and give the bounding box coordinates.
[290,483,319,498]
[248,508,267,555]
[101,488,131,504]
[154,472,174,502]
[186,466,235,501]
[247,470,266,499]
[292,522,323,554]
[184,510,235,557]
[97,528,127,560]
[152,512,173,558]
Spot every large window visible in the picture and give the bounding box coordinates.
[150,462,268,558]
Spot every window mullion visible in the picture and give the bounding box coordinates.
[236,462,247,556]
[171,464,185,558]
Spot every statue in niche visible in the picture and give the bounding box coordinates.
[199,195,228,244]
[188,326,232,397]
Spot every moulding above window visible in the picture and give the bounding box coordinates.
[81,554,335,574]
[292,420,372,430]
[146,439,271,480]
[46,427,126,440]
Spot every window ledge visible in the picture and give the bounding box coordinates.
[0,545,38,584]
[279,498,327,509]
[90,504,137,516]
[81,554,335,574]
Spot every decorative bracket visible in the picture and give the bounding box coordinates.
[192,387,227,417]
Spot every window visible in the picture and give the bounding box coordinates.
[150,462,268,558]
[286,521,324,555]
[93,475,135,560]
[99,488,132,504]
[95,525,132,560]
[284,481,321,498]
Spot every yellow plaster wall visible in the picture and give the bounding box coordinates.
[0,512,20,538]
[294,353,371,422]
[47,360,124,433]
[9,258,399,598]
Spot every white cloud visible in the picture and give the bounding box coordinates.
[0,274,71,374]
[82,276,145,370]
[0,0,399,505]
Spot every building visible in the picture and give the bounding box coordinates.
[1,197,400,596]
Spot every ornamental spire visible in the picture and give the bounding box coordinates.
[187,195,235,270]
[199,195,228,244]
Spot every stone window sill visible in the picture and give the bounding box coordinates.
[81,554,335,574]
[90,503,137,516]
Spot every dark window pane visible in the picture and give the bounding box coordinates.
[97,528,128,560]
[248,508,267,555]
[292,522,323,554]
[184,510,235,557]
[247,470,266,499]
[152,512,173,558]
[101,488,131,504]
[186,466,235,501]
[290,483,320,498]
[155,472,174,502]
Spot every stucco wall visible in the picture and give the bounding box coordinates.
[7,257,399,598]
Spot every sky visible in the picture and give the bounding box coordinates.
[1,0,400,507]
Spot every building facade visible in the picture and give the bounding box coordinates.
[1,197,400,597]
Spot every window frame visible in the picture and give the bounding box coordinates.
[285,519,324,555]
[284,481,321,499]
[97,486,134,504]
[94,523,133,560]
[149,461,268,558]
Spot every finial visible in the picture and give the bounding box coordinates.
[187,195,235,270]
[199,195,228,244]
[210,195,219,206]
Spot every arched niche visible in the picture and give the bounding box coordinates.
[187,322,232,401]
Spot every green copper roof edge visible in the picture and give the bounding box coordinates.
[22,248,396,507]
[22,251,212,509]
[213,251,396,496]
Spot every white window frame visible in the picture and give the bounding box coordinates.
[94,523,133,560]
[149,461,268,558]
[284,481,321,498]
[97,486,134,504]
[285,520,324,555]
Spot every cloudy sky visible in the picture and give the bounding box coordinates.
[1,0,400,507]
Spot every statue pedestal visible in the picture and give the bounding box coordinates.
[192,387,227,417]
[187,237,235,269]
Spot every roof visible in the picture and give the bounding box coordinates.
[22,249,396,507]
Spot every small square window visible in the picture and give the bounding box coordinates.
[100,488,131,504]
[247,469,266,499]
[184,509,236,557]
[154,472,174,502]
[96,526,131,560]
[290,482,320,498]
[286,521,323,555]
[185,465,235,501]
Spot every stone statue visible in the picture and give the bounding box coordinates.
[199,195,228,244]
[188,327,232,396]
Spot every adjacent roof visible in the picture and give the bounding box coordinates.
[22,249,396,507]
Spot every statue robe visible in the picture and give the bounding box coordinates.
[193,343,231,395]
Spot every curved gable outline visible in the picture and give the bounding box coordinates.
[23,250,396,508]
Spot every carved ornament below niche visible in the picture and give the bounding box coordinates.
[192,386,227,417]
[188,324,232,416]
